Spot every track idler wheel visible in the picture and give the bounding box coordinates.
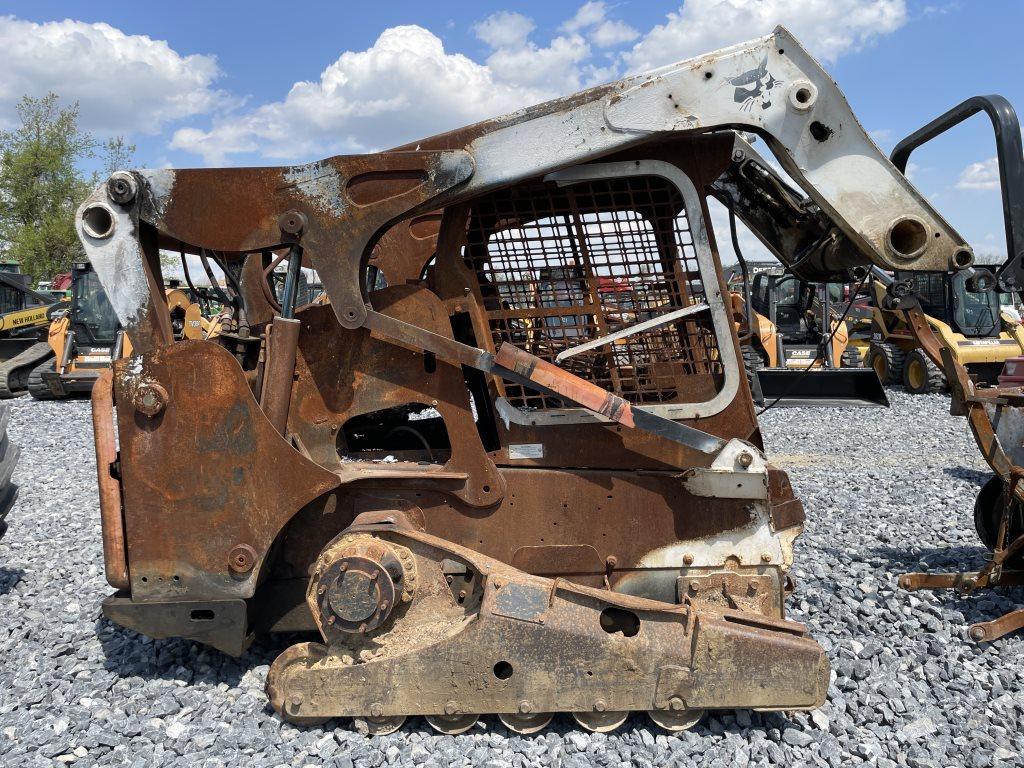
[266,642,331,726]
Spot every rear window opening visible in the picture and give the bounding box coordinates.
[340,403,451,463]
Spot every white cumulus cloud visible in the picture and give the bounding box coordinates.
[956,157,999,191]
[171,25,554,165]
[561,2,639,48]
[168,1,912,165]
[473,11,535,50]
[0,15,222,135]
[627,0,908,71]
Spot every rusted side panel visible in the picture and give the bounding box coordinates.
[114,340,339,601]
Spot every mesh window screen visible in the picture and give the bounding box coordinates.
[463,175,722,410]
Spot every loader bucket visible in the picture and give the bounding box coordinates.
[754,368,889,407]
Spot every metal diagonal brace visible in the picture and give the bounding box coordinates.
[554,303,709,363]
[363,309,726,454]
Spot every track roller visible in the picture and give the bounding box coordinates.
[353,716,406,736]
[572,711,629,733]
[647,707,705,732]
[498,712,553,734]
[424,713,478,734]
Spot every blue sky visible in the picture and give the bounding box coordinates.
[1,0,1021,263]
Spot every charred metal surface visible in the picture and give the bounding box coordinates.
[112,340,339,600]
[265,528,828,722]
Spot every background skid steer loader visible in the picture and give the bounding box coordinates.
[867,269,1024,394]
[76,28,981,733]
[735,266,888,407]
[0,262,69,398]
[29,262,212,400]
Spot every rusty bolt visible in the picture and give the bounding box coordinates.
[458,590,467,600]
[278,210,307,236]
[689,580,700,592]
[327,616,336,625]
[969,626,987,642]
[737,451,754,468]
[318,586,326,596]
[340,562,348,572]
[444,700,459,715]
[748,579,759,593]
[593,700,607,712]
[668,697,685,711]
[683,553,695,566]
[134,382,168,417]
[605,555,618,569]
[370,702,384,718]
[518,700,532,714]
[289,694,303,711]
[107,171,137,205]
[228,544,257,573]
[760,552,773,563]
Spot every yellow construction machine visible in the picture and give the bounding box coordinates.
[731,264,887,407]
[866,269,1024,394]
[29,261,214,400]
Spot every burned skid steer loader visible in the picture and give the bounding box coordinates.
[77,28,976,734]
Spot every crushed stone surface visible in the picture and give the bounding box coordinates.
[0,391,1021,766]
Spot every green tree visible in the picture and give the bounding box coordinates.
[0,93,135,281]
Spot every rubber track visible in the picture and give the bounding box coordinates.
[27,359,58,401]
[0,403,20,540]
[0,342,54,399]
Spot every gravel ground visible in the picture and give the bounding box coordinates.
[1,391,1022,767]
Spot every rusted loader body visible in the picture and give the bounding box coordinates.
[77,28,977,733]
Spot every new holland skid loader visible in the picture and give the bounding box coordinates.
[76,28,1005,733]
[0,262,70,398]
[733,265,888,407]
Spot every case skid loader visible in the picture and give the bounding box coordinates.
[77,28,990,733]
[732,265,888,407]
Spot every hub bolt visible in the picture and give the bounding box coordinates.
[370,703,384,717]
[444,700,459,715]
[668,697,685,711]
[518,700,532,714]
[594,700,607,712]
[228,544,257,574]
